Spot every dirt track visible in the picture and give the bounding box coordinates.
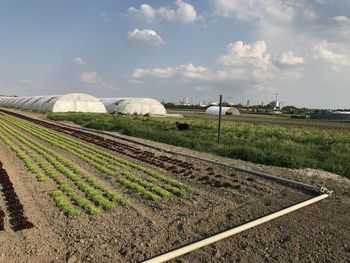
[0,108,349,263]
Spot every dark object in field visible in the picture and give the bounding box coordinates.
[175,121,190,130]
[0,161,34,231]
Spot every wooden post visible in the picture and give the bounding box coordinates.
[217,95,222,143]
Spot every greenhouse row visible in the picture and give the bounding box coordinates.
[0,93,167,115]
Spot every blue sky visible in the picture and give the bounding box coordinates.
[0,0,349,108]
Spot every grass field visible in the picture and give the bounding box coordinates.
[48,112,350,179]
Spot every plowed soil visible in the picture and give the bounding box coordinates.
[0,108,349,263]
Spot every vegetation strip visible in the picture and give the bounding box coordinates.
[44,112,350,179]
[0,128,100,215]
[0,121,123,211]
[1,118,162,202]
[2,113,186,198]
[0,110,193,184]
[5,113,186,191]
[14,121,170,198]
[0,160,34,231]
[51,190,80,217]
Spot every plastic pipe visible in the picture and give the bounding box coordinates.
[142,194,329,263]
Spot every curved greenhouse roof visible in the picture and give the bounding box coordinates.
[205,106,240,116]
[100,98,167,115]
[0,93,107,113]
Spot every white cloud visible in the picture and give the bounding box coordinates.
[80,71,114,89]
[276,51,305,66]
[132,40,306,82]
[128,0,198,23]
[212,0,315,23]
[133,64,212,80]
[313,43,350,66]
[72,57,87,65]
[128,4,156,22]
[334,16,350,23]
[333,16,350,37]
[218,41,273,80]
[127,28,164,46]
[80,71,102,84]
[179,64,213,80]
[132,67,176,78]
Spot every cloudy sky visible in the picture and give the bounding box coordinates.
[0,0,349,108]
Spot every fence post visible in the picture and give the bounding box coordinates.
[217,95,222,143]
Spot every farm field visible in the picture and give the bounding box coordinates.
[47,111,350,179]
[0,108,349,263]
[166,109,350,130]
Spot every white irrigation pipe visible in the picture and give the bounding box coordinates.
[142,194,329,263]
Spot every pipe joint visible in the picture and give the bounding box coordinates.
[320,187,333,195]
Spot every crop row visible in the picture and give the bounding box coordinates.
[0,130,92,216]
[1,118,163,201]
[0,122,117,210]
[19,124,178,197]
[0,120,134,216]
[2,114,187,197]
[0,109,195,178]
[21,115,185,189]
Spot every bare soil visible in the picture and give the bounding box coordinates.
[0,108,349,263]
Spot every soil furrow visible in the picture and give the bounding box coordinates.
[0,160,34,231]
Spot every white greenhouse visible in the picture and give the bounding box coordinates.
[205,106,240,116]
[100,98,167,115]
[0,93,107,113]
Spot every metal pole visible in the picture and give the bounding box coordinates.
[217,95,222,143]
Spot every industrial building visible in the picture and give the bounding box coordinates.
[0,93,107,113]
[205,106,240,116]
[269,93,282,110]
[100,98,167,115]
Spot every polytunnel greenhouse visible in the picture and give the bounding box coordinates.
[205,106,240,116]
[0,93,107,113]
[100,98,167,115]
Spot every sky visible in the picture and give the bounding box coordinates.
[0,0,349,108]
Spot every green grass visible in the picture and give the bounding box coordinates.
[48,112,350,178]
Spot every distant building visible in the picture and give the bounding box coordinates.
[180,97,191,106]
[269,93,282,110]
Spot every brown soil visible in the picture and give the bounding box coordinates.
[0,108,349,263]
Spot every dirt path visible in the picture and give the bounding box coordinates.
[0,108,349,263]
